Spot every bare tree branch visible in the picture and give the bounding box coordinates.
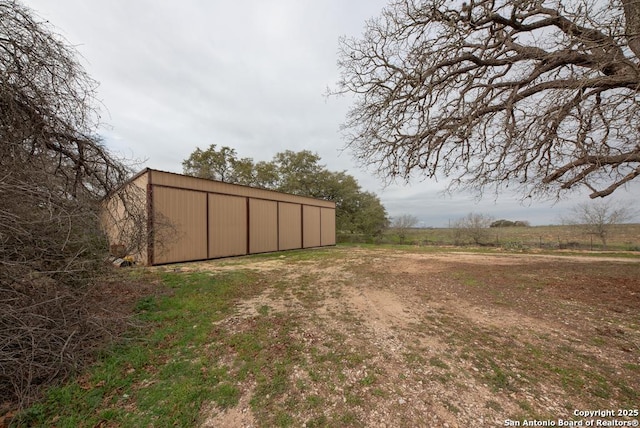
[334,0,640,199]
[0,0,147,407]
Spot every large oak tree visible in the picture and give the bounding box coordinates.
[335,0,640,199]
[183,146,389,236]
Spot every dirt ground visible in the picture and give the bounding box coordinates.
[185,247,640,427]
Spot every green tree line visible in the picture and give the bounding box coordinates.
[183,145,389,236]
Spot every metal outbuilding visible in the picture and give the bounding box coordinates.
[103,168,336,265]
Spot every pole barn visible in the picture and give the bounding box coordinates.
[103,168,336,265]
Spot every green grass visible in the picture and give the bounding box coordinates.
[452,271,480,287]
[14,248,376,427]
[429,356,450,370]
[13,270,265,427]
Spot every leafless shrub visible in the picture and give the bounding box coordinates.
[101,180,178,265]
[452,213,494,245]
[2,277,125,405]
[0,0,149,407]
[391,214,419,243]
[562,201,635,247]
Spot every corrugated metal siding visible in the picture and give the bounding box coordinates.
[153,186,207,264]
[321,208,336,246]
[303,205,321,248]
[278,202,302,250]
[104,169,336,265]
[208,194,248,258]
[249,198,278,253]
[101,171,149,264]
[149,169,334,208]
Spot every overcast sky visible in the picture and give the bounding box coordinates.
[26,0,638,226]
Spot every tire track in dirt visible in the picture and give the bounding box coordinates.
[192,247,640,427]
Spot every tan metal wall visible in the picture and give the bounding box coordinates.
[303,205,321,248]
[278,202,302,250]
[105,169,336,265]
[209,194,247,258]
[101,172,149,264]
[249,198,278,253]
[321,207,336,246]
[149,169,334,208]
[153,186,207,264]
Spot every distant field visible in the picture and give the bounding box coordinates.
[339,223,640,251]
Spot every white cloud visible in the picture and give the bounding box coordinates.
[25,0,639,226]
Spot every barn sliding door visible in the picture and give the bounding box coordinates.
[278,202,302,250]
[303,205,321,248]
[249,199,278,253]
[208,194,247,258]
[153,187,207,264]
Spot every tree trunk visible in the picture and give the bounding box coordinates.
[623,0,640,59]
